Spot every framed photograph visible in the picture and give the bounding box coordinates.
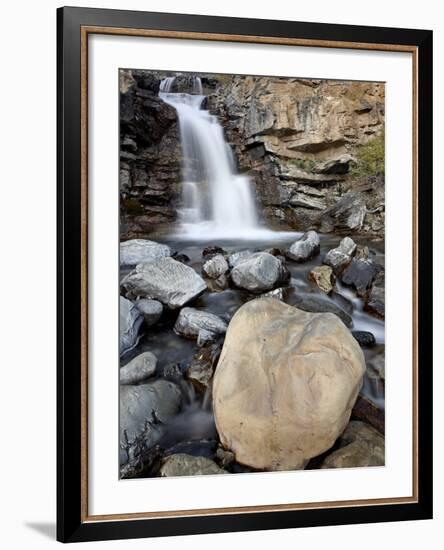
[57,6,433,543]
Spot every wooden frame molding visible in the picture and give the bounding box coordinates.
[58,7,432,542]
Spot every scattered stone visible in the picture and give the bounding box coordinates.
[231,252,286,292]
[365,270,385,319]
[120,351,157,384]
[206,273,229,292]
[160,454,227,477]
[321,421,384,469]
[323,237,357,274]
[174,307,227,343]
[213,299,365,471]
[120,380,182,466]
[120,239,172,266]
[352,331,376,348]
[291,294,352,327]
[227,250,253,268]
[202,254,229,279]
[135,299,163,326]
[186,343,222,392]
[215,447,235,469]
[120,296,143,356]
[286,231,320,262]
[367,351,385,381]
[341,258,381,296]
[121,258,207,309]
[309,265,335,293]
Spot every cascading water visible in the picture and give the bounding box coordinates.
[159,75,266,239]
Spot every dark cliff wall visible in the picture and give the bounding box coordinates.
[119,70,385,238]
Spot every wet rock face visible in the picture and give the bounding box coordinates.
[121,257,207,309]
[119,380,182,466]
[213,299,365,471]
[120,296,143,356]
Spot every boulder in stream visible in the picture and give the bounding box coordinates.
[213,299,365,471]
[309,265,335,293]
[174,307,227,343]
[135,298,163,326]
[202,254,229,279]
[341,258,381,296]
[120,238,172,266]
[120,351,157,384]
[121,257,207,308]
[120,296,143,356]
[323,237,357,274]
[285,231,320,262]
[230,252,287,292]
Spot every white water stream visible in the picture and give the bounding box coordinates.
[159,76,292,240]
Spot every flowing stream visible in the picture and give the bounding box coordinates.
[159,76,292,240]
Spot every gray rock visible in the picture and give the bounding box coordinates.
[291,294,352,327]
[120,239,172,266]
[202,254,229,279]
[135,299,163,326]
[121,258,207,309]
[120,380,182,466]
[323,237,357,274]
[261,287,285,301]
[286,231,320,262]
[120,296,143,356]
[341,258,381,296]
[321,191,367,232]
[321,421,385,469]
[174,307,227,343]
[160,454,227,477]
[227,250,254,268]
[231,252,285,292]
[120,351,157,384]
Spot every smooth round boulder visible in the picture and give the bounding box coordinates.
[213,298,365,471]
[120,351,157,384]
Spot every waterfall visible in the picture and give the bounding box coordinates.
[159,75,262,239]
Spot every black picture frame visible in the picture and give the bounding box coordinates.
[57,6,433,543]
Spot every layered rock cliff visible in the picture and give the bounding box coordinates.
[119,70,385,238]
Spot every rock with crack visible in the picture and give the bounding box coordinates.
[160,454,227,477]
[119,380,182,467]
[323,237,357,274]
[213,299,365,471]
[121,257,207,308]
[174,308,227,344]
[120,296,143,356]
[120,351,157,384]
[286,231,320,262]
[120,239,172,266]
[230,252,287,292]
[321,421,384,469]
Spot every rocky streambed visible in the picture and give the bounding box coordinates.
[119,232,385,479]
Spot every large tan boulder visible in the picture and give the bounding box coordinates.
[212,298,365,471]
